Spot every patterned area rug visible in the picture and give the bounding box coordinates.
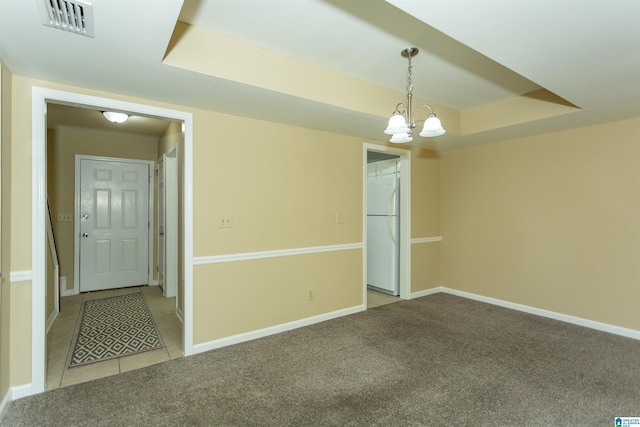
[68,292,164,368]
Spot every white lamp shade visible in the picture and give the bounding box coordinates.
[390,132,413,143]
[103,111,129,123]
[384,113,410,135]
[419,114,445,137]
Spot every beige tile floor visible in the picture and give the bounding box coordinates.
[367,289,400,308]
[46,285,182,391]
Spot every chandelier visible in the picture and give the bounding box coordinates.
[384,47,446,143]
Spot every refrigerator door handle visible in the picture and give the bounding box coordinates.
[388,187,398,245]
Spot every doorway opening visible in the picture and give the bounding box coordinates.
[32,87,194,395]
[363,144,411,309]
[46,108,179,389]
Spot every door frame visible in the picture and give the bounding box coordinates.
[73,155,155,294]
[32,87,194,394]
[363,143,411,307]
[158,147,178,299]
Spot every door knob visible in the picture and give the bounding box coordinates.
[82,233,88,238]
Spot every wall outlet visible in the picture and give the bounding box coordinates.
[335,212,343,224]
[218,216,233,228]
[57,213,72,222]
[307,289,315,301]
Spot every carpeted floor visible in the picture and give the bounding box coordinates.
[3,293,639,426]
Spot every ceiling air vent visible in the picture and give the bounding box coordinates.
[37,0,95,38]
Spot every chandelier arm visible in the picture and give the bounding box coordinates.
[411,104,435,125]
[394,103,408,116]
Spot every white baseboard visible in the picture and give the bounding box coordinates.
[0,382,34,420]
[60,287,76,297]
[46,308,59,335]
[410,286,443,299]
[193,305,365,355]
[0,389,10,422]
[440,287,640,341]
[10,384,33,401]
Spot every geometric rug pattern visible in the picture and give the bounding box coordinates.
[68,292,164,368]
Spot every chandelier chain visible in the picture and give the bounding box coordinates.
[406,54,413,95]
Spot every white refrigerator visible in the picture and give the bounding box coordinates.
[367,177,399,295]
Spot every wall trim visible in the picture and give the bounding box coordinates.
[440,287,640,341]
[0,389,10,421]
[411,237,442,244]
[0,382,34,419]
[9,271,32,282]
[410,286,443,299]
[193,243,363,265]
[46,308,59,335]
[60,288,76,297]
[193,305,364,355]
[9,384,33,401]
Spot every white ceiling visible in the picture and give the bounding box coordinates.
[0,0,638,149]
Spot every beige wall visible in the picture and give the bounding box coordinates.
[158,121,181,155]
[193,114,363,255]
[47,127,160,292]
[411,149,441,238]
[0,61,12,402]
[194,250,362,343]
[411,242,441,292]
[191,113,364,344]
[2,69,33,389]
[441,118,640,330]
[409,148,441,291]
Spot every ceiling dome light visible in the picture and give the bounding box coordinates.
[102,111,130,123]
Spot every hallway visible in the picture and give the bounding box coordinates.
[46,286,182,391]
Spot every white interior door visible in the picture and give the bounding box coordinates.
[78,157,151,292]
